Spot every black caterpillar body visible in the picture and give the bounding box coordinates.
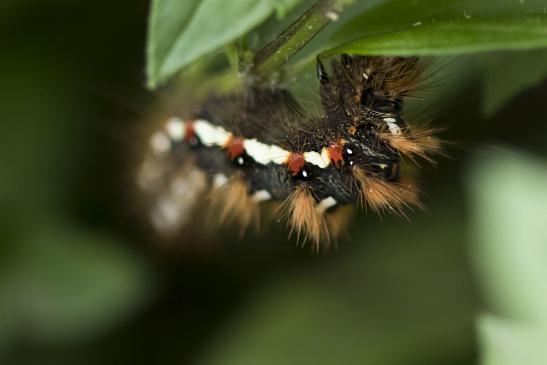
[137,55,439,248]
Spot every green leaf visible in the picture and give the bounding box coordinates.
[147,0,201,89]
[0,220,153,345]
[478,314,547,365]
[272,0,308,18]
[467,149,547,322]
[146,0,304,88]
[477,49,547,115]
[469,149,547,365]
[324,0,547,57]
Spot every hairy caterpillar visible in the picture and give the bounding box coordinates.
[137,55,440,249]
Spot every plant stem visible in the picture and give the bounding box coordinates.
[251,0,354,77]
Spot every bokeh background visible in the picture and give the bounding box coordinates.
[1,1,546,364]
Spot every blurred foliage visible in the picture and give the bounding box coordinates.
[468,150,547,365]
[478,314,547,365]
[469,151,547,321]
[0,0,155,358]
[194,198,478,365]
[1,0,547,364]
[0,221,151,346]
[477,49,547,115]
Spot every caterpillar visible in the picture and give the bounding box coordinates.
[136,55,440,249]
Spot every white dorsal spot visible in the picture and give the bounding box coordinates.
[270,145,291,164]
[244,139,273,165]
[252,190,272,202]
[304,151,329,168]
[321,148,331,165]
[194,119,231,147]
[165,117,185,141]
[150,131,170,153]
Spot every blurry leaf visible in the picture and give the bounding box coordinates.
[468,150,547,365]
[0,220,153,345]
[478,314,547,365]
[405,51,547,118]
[146,0,304,88]
[272,0,307,18]
[195,205,477,365]
[468,149,547,323]
[324,0,547,57]
[0,48,77,211]
[477,50,547,116]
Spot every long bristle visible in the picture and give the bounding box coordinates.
[368,57,425,99]
[281,185,323,250]
[353,167,420,216]
[210,175,259,235]
[379,126,441,163]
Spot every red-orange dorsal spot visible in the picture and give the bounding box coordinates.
[328,143,344,167]
[184,120,196,143]
[226,137,245,160]
[287,153,305,176]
